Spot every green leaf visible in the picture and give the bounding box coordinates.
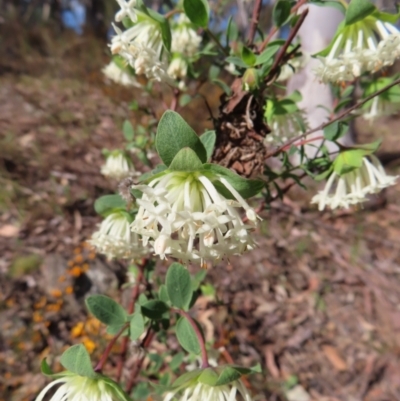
[183,0,209,28]
[130,312,145,341]
[86,295,127,327]
[122,120,134,141]
[41,359,54,376]
[226,17,238,46]
[309,0,346,13]
[241,46,257,67]
[225,56,249,69]
[215,366,241,386]
[372,10,400,24]
[156,111,207,166]
[60,345,96,378]
[166,263,193,311]
[198,368,218,385]
[254,43,281,66]
[175,316,202,355]
[169,148,204,172]
[159,284,171,304]
[199,131,216,161]
[94,194,126,216]
[138,164,168,183]
[333,149,365,175]
[273,0,292,27]
[345,0,376,25]
[171,369,202,388]
[201,164,264,199]
[141,300,170,320]
[323,121,349,141]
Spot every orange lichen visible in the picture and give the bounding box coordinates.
[46,303,62,312]
[74,247,82,255]
[88,251,96,260]
[68,266,82,277]
[65,286,73,295]
[74,254,84,264]
[82,336,96,353]
[34,297,47,309]
[33,311,44,323]
[50,289,63,298]
[82,263,89,272]
[58,275,66,283]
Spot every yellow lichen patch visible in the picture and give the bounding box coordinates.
[58,275,66,283]
[67,260,74,268]
[34,297,47,309]
[82,263,89,272]
[71,322,85,338]
[85,317,101,335]
[73,247,83,255]
[82,336,96,353]
[46,303,62,312]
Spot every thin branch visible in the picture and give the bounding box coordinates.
[247,0,263,45]
[266,76,400,159]
[206,28,229,56]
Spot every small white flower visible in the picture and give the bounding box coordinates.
[171,14,202,58]
[315,16,400,83]
[311,155,398,211]
[34,374,124,401]
[265,111,308,145]
[90,211,147,260]
[276,51,309,82]
[101,151,133,180]
[164,378,253,401]
[362,95,400,122]
[115,0,137,23]
[131,171,259,266]
[102,61,141,87]
[168,55,189,81]
[110,12,173,84]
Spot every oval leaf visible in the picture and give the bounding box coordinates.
[273,0,292,27]
[176,316,201,355]
[94,194,126,216]
[345,0,376,25]
[200,130,216,161]
[86,295,127,327]
[60,344,96,378]
[166,263,193,310]
[156,111,207,166]
[130,312,145,341]
[183,0,210,28]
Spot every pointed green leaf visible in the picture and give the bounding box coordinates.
[41,359,54,376]
[122,120,135,141]
[323,121,349,141]
[101,376,132,401]
[171,369,202,388]
[242,46,257,67]
[166,263,193,311]
[176,316,202,355]
[309,0,346,13]
[86,295,127,327]
[169,148,204,172]
[156,111,207,166]
[60,345,96,378]
[273,0,292,27]
[183,0,210,28]
[200,131,216,161]
[345,0,376,25]
[254,43,281,66]
[215,366,242,386]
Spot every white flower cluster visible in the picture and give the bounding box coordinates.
[102,61,141,88]
[110,3,172,83]
[171,15,202,58]
[90,211,147,260]
[131,171,259,266]
[265,111,308,145]
[315,17,400,83]
[101,151,133,180]
[164,379,253,401]
[34,375,123,401]
[311,155,398,211]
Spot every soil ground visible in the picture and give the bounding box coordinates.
[1,21,400,401]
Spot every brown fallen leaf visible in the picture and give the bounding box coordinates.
[0,224,19,238]
[322,345,347,371]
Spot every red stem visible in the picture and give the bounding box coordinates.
[172,308,209,368]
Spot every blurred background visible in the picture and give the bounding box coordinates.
[1,1,400,401]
